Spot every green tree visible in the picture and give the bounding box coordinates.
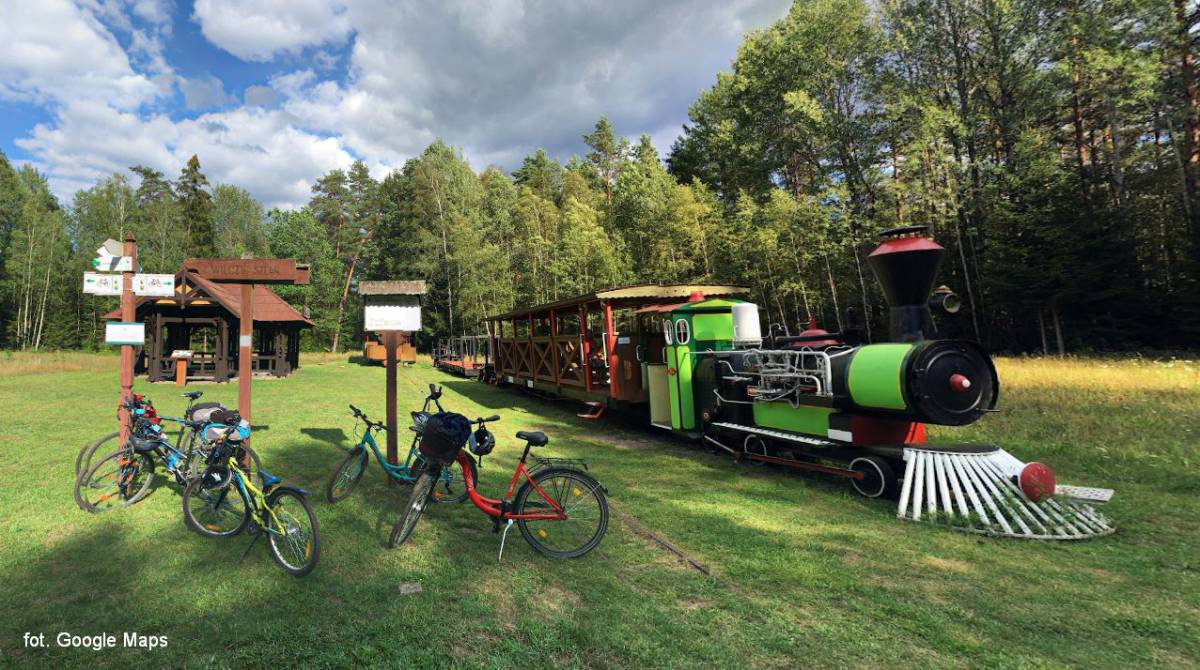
[175,155,216,258]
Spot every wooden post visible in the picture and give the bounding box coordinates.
[175,357,187,386]
[238,283,253,422]
[580,303,592,391]
[549,308,559,385]
[383,330,400,470]
[603,301,618,398]
[118,232,137,446]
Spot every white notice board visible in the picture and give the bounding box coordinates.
[365,295,421,331]
[105,322,145,345]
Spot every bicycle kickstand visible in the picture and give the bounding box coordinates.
[239,528,263,563]
[497,519,514,563]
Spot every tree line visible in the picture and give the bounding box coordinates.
[2,0,1198,355]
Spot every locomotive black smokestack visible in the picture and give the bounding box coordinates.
[867,226,945,342]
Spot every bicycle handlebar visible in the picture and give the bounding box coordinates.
[348,404,385,431]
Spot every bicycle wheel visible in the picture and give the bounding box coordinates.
[430,456,476,505]
[265,489,320,576]
[75,432,119,482]
[326,446,369,503]
[75,449,155,513]
[388,469,437,549]
[182,475,250,538]
[514,468,608,558]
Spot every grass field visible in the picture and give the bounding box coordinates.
[0,353,1197,669]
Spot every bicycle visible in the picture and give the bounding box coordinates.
[325,384,476,504]
[74,392,158,482]
[76,397,261,513]
[74,391,224,484]
[181,418,320,577]
[389,416,609,560]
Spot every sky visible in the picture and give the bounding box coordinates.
[0,0,791,210]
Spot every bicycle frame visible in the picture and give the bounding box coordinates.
[226,456,287,536]
[455,450,565,521]
[358,428,422,479]
[352,392,447,483]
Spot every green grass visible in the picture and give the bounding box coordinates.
[0,354,1197,669]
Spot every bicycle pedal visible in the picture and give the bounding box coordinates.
[497,519,514,563]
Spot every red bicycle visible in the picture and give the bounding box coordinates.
[388,416,609,559]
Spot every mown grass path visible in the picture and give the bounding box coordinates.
[0,354,1197,668]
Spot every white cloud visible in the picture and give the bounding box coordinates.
[0,0,158,108]
[8,0,792,211]
[179,75,231,109]
[260,0,791,168]
[244,85,279,107]
[192,0,352,62]
[16,101,362,209]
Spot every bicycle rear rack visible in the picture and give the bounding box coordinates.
[529,454,589,472]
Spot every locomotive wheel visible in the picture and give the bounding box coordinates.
[743,436,768,467]
[849,456,898,499]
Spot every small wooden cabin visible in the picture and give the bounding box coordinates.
[104,268,313,382]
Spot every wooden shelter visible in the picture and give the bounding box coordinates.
[486,284,747,404]
[104,267,313,382]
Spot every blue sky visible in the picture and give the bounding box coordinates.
[0,0,790,208]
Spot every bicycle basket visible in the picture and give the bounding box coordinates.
[418,412,472,464]
[469,426,495,456]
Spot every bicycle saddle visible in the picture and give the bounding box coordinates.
[258,470,281,488]
[182,391,203,400]
[516,431,548,447]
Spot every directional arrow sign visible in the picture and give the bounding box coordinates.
[91,255,135,272]
[132,273,174,297]
[83,272,122,296]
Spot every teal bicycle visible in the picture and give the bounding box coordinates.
[325,384,476,504]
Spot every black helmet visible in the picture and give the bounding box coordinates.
[470,426,495,456]
[200,463,232,490]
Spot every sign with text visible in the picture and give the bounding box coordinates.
[132,273,175,297]
[105,321,145,345]
[91,255,135,272]
[83,272,122,296]
[365,297,421,331]
[184,258,310,285]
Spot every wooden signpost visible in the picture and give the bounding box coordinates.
[84,243,310,445]
[182,258,310,425]
[359,280,426,468]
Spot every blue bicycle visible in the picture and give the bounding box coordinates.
[325,384,476,504]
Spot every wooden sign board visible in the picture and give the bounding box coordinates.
[105,322,145,345]
[132,273,175,296]
[83,272,122,296]
[364,296,421,331]
[184,258,310,284]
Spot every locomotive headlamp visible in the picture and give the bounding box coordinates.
[929,285,961,315]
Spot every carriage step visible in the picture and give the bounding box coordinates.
[577,401,606,421]
[1055,484,1114,504]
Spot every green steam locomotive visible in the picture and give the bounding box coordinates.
[483,227,1114,539]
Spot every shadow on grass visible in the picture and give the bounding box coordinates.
[299,427,350,448]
